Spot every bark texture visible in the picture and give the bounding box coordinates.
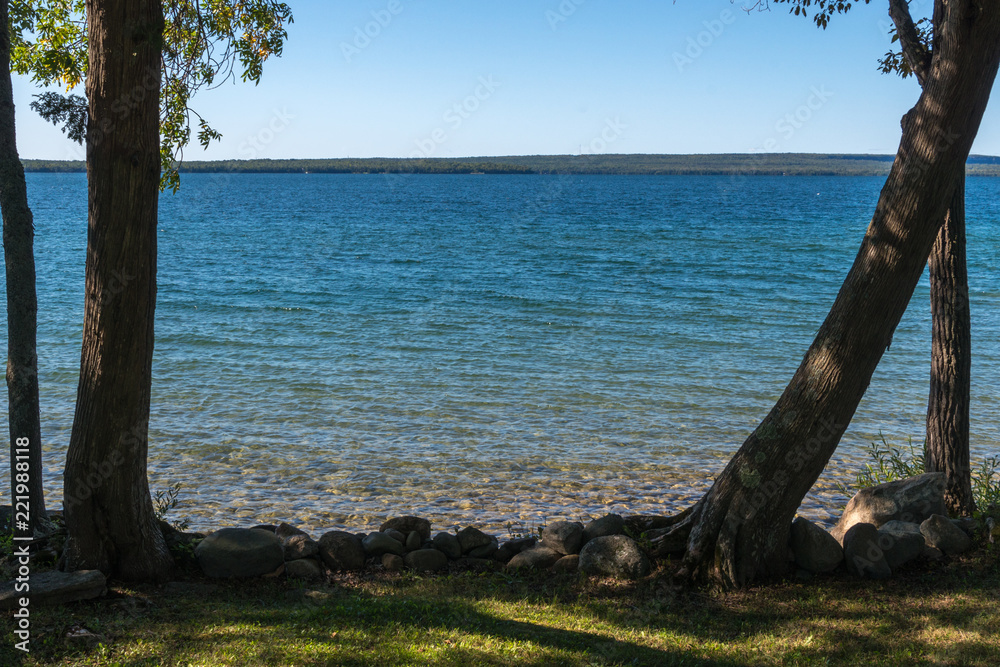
[0,0,48,533]
[926,175,974,515]
[62,0,172,580]
[653,3,1000,588]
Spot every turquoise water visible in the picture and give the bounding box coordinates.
[3,173,1000,533]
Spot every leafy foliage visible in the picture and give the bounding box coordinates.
[154,481,190,531]
[28,91,87,143]
[11,0,293,191]
[847,433,926,492]
[748,0,872,29]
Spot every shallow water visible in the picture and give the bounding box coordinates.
[3,173,999,534]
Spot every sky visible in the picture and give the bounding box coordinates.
[14,0,1000,161]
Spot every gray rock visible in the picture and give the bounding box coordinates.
[195,528,284,578]
[541,521,585,555]
[578,535,650,580]
[789,517,843,574]
[0,570,106,609]
[951,517,979,538]
[843,523,892,579]
[380,516,431,541]
[553,554,580,573]
[363,532,405,557]
[507,546,563,571]
[382,553,404,572]
[318,531,366,571]
[432,532,462,560]
[405,531,422,552]
[583,514,625,543]
[877,525,926,570]
[831,473,947,543]
[404,548,448,572]
[283,534,320,561]
[383,528,407,544]
[285,558,324,581]
[879,520,923,535]
[468,536,499,560]
[275,522,309,541]
[495,537,537,563]
[921,514,972,555]
[250,524,277,533]
[923,545,944,560]
[457,526,494,554]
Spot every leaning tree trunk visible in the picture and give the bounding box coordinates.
[925,174,974,515]
[650,3,1000,588]
[62,0,172,580]
[0,0,47,534]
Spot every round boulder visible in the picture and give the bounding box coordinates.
[380,516,431,541]
[195,528,284,578]
[541,521,584,555]
[578,535,650,580]
[318,531,366,571]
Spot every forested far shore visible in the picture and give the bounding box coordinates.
[22,153,1000,176]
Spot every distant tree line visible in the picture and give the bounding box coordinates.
[21,154,1000,177]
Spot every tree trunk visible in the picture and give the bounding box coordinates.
[653,4,1000,588]
[62,0,172,580]
[0,0,47,535]
[925,174,974,515]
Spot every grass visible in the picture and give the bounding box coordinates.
[3,549,1000,666]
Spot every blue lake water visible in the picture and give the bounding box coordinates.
[2,172,999,533]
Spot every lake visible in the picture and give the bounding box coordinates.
[3,172,999,534]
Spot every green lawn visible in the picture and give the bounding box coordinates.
[3,549,999,666]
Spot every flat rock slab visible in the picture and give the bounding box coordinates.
[1,570,106,609]
[195,528,285,578]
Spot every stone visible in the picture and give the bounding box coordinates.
[382,553,405,572]
[789,517,843,574]
[541,521,585,555]
[468,536,499,560]
[578,535,650,580]
[495,537,536,563]
[285,558,323,581]
[363,532,405,557]
[275,522,309,541]
[0,570,106,609]
[921,514,972,555]
[195,528,284,578]
[404,548,448,573]
[877,525,926,570]
[432,532,462,560]
[831,473,947,543]
[405,531,422,552]
[383,528,407,544]
[553,554,580,573]
[506,546,563,571]
[583,514,626,543]
[380,516,431,541]
[951,517,979,538]
[843,523,892,579]
[923,546,944,560]
[250,524,277,533]
[454,557,502,572]
[318,531,366,571]
[283,534,320,561]
[457,526,494,554]
[879,520,923,535]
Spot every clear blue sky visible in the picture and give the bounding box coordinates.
[15,0,1000,160]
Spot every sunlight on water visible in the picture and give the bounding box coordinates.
[3,173,999,534]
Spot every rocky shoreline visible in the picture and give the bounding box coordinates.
[3,472,997,610]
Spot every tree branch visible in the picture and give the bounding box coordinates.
[888,0,932,85]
